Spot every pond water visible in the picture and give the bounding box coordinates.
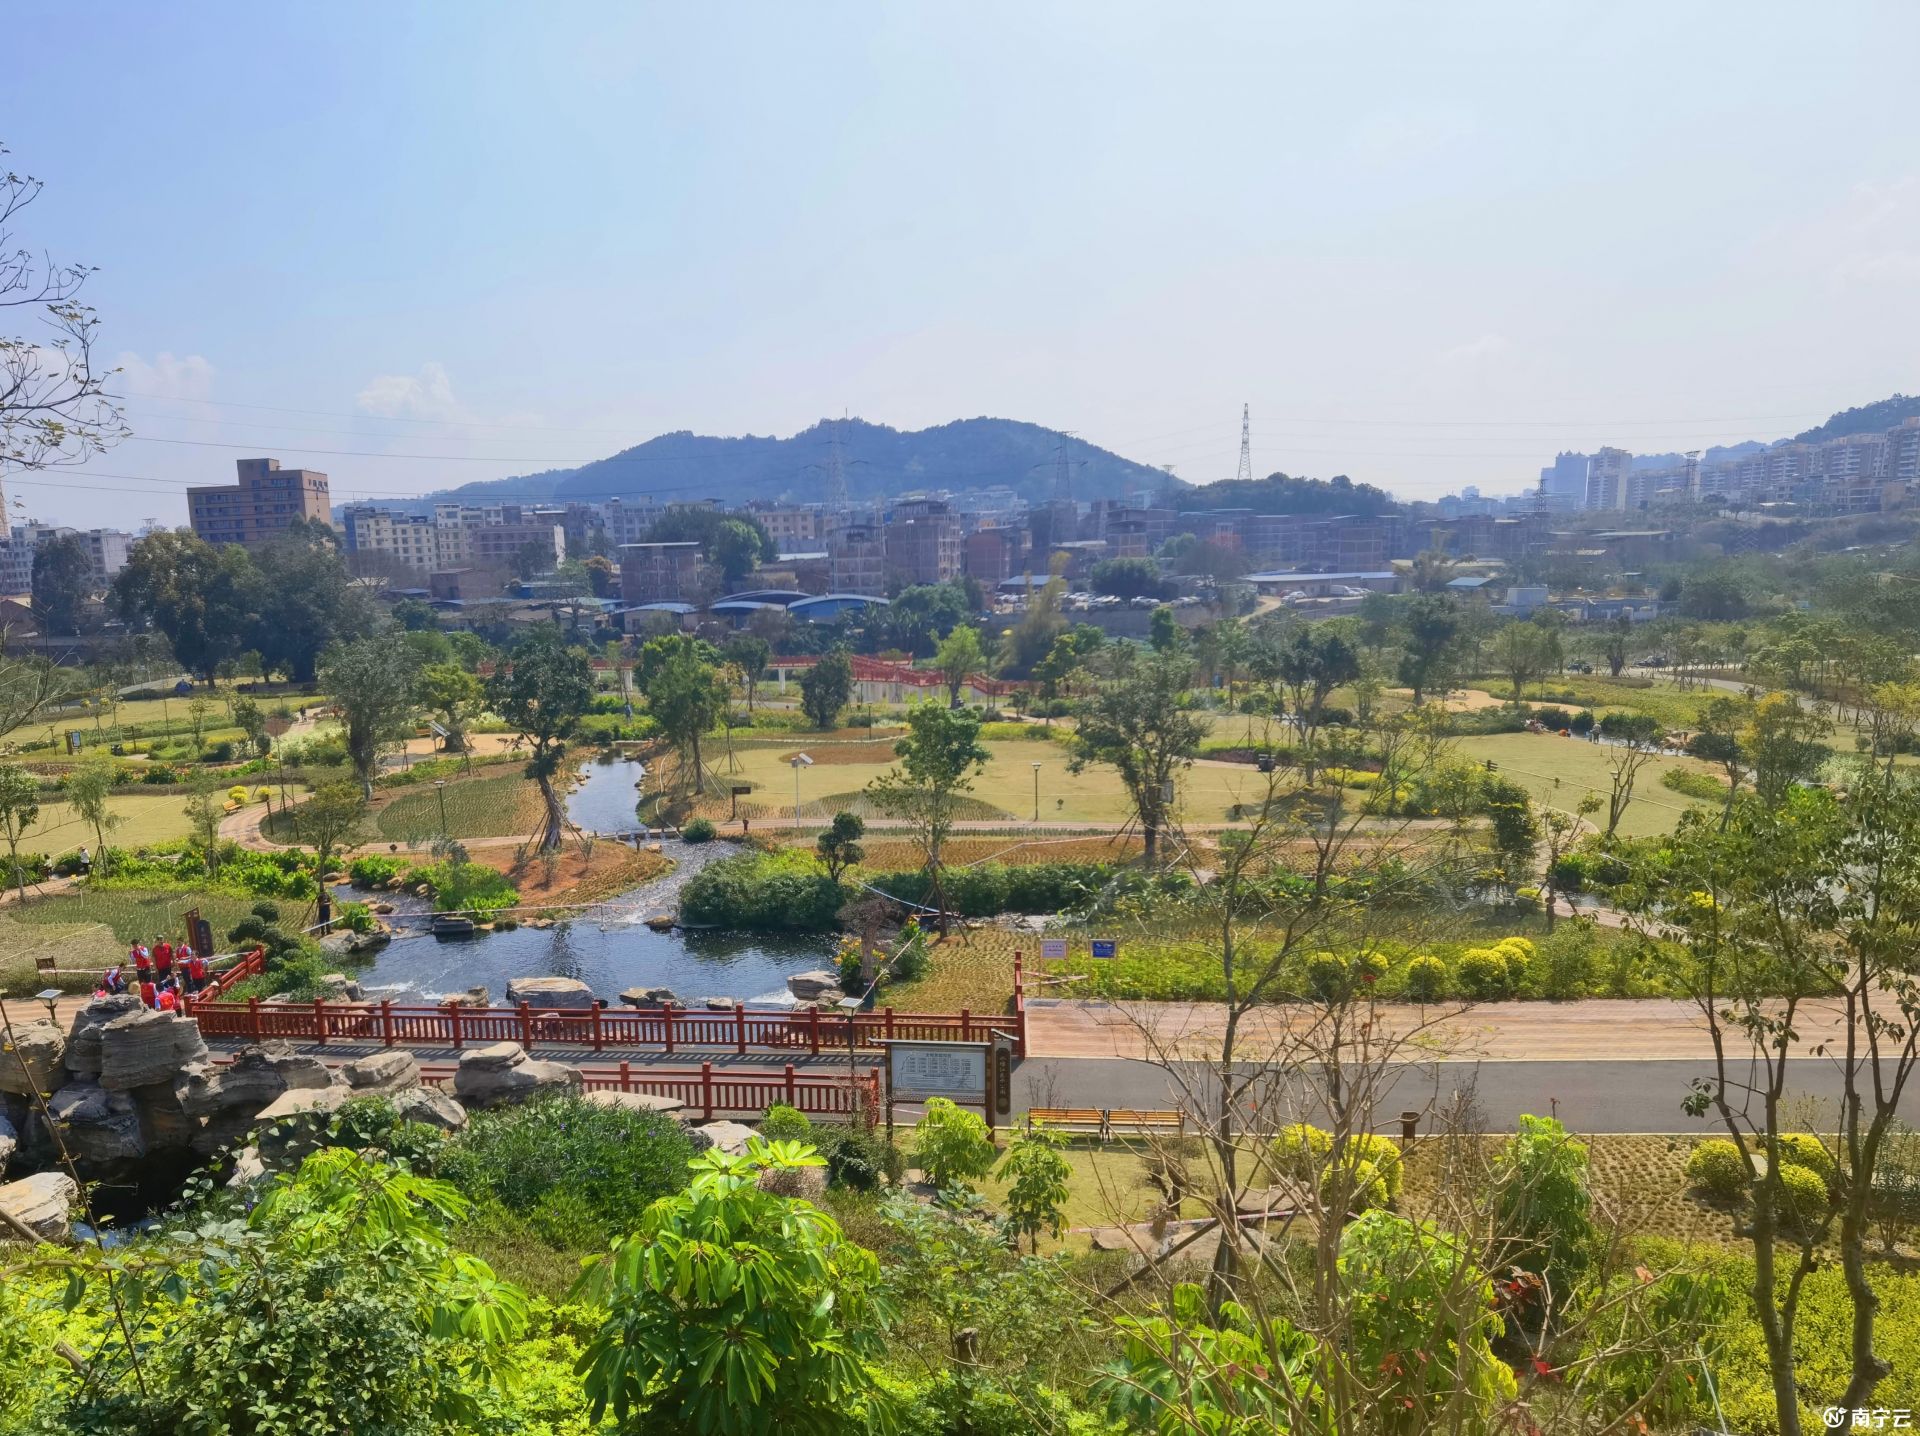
[351,757,833,1006]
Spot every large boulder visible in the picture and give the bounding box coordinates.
[582,1089,687,1120]
[64,995,143,1078]
[317,972,366,1001]
[618,986,678,1009]
[505,976,595,1010]
[443,986,491,1008]
[450,1042,583,1109]
[785,970,841,1002]
[757,1162,828,1200]
[42,1081,145,1166]
[252,1084,354,1163]
[97,1010,208,1092]
[175,1043,332,1118]
[391,1086,468,1132]
[340,1050,419,1098]
[0,1171,77,1242]
[689,1120,755,1156]
[0,1020,66,1098]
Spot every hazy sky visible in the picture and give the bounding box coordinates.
[8,3,1920,527]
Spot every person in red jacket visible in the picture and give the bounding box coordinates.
[186,952,208,993]
[138,978,157,1010]
[153,937,173,980]
[157,984,178,1013]
[133,944,153,983]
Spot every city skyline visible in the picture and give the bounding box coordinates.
[8,3,1920,527]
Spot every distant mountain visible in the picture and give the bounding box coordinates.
[389,417,1173,514]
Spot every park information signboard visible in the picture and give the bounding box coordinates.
[1039,938,1068,960]
[1090,938,1118,959]
[886,1039,988,1102]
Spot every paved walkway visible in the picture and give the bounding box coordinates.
[1024,995,1847,1062]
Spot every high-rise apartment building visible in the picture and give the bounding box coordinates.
[188,458,331,548]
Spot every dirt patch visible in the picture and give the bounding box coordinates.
[470,841,672,907]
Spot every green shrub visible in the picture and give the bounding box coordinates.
[869,861,1116,918]
[913,1098,995,1193]
[1687,1139,1750,1200]
[411,858,518,918]
[1271,1122,1333,1181]
[1535,923,1599,1000]
[1299,948,1387,1002]
[811,1123,903,1191]
[1403,955,1448,1002]
[1661,766,1727,802]
[1775,1133,1837,1191]
[679,849,844,931]
[437,1092,696,1243]
[347,855,406,887]
[1776,1161,1830,1234]
[759,1103,814,1143]
[1455,949,1512,1001]
[334,901,376,935]
[1493,1115,1595,1298]
[680,816,716,843]
[1324,1156,1388,1213]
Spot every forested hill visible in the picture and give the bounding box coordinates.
[1794,394,1920,444]
[398,417,1171,511]
[1168,471,1397,516]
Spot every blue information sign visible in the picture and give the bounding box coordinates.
[1090,938,1118,960]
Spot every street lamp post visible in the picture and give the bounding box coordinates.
[434,779,449,838]
[790,753,813,832]
[838,993,862,1101]
[1032,761,1042,823]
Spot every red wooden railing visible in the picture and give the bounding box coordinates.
[208,1050,881,1124]
[187,952,1028,1060]
[185,947,267,1006]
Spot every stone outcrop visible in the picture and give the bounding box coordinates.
[0,1020,66,1097]
[582,1090,686,1119]
[130,1081,197,1152]
[785,970,842,1003]
[63,995,143,1078]
[505,976,595,1010]
[42,1081,145,1166]
[317,972,366,1000]
[176,1044,333,1157]
[97,1010,208,1091]
[443,986,491,1008]
[175,1044,331,1118]
[340,1050,419,1098]
[618,986,678,1008]
[391,1086,468,1131]
[689,1120,755,1156]
[252,1086,355,1163]
[0,1171,77,1242]
[701,996,739,1011]
[450,1042,583,1109]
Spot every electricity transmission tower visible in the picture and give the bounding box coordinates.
[824,417,850,517]
[1234,404,1253,483]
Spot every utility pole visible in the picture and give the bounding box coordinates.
[1234,404,1252,484]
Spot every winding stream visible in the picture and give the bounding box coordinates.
[352,757,833,1005]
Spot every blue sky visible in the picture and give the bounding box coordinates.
[8,2,1920,526]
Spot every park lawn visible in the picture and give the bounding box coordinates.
[710,739,1279,827]
[1519,675,1720,730]
[1450,732,1719,837]
[24,792,199,854]
[884,927,1024,1012]
[969,1144,1209,1251]
[374,772,548,842]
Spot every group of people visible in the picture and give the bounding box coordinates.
[99,936,211,1013]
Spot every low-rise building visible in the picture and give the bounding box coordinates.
[618,541,704,603]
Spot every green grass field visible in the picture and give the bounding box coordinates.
[374,772,547,842]
[24,792,200,854]
[710,738,1283,826]
[1451,731,1719,837]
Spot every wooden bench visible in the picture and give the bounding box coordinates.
[1027,1107,1185,1141]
